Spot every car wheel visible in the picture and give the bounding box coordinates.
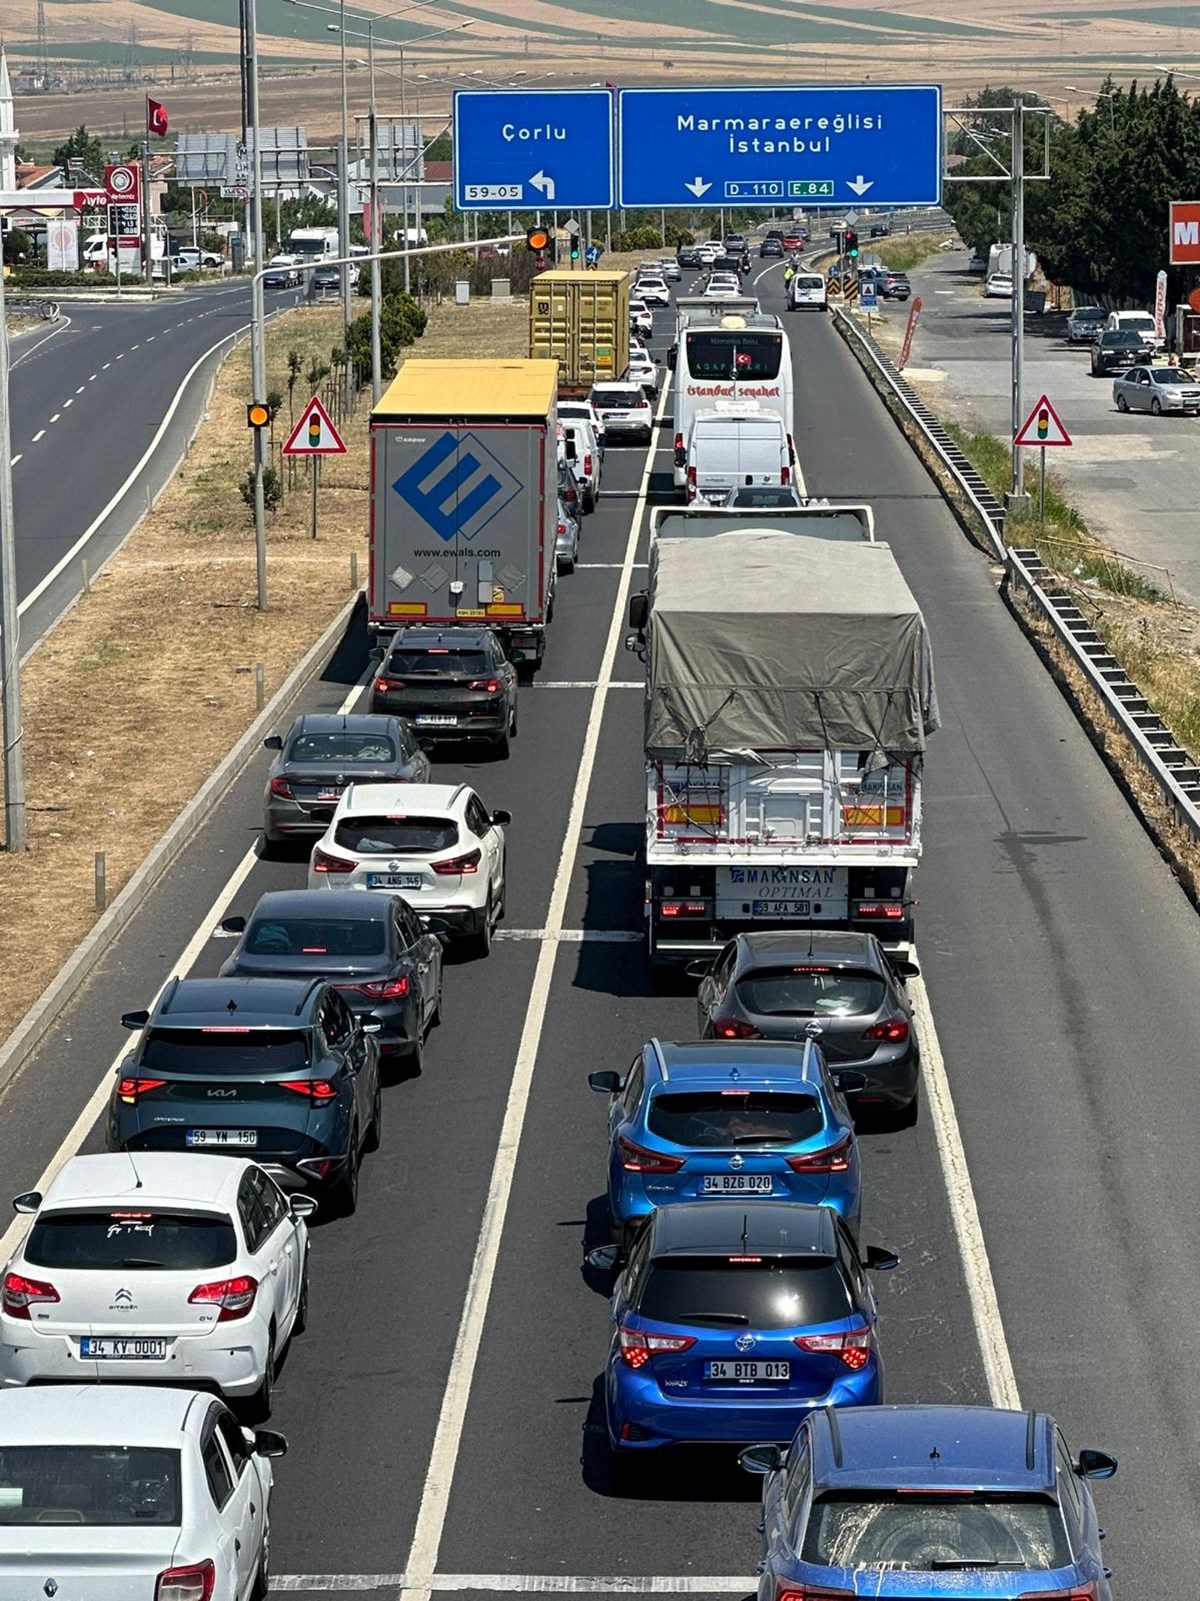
[894,1088,920,1130]
[258,832,287,861]
[470,892,494,959]
[363,1075,382,1151]
[251,1522,271,1601]
[430,972,444,1029]
[497,852,507,921]
[330,1133,360,1216]
[1116,393,1128,411]
[243,1330,275,1424]
[292,1250,309,1337]
[556,553,575,576]
[1151,396,1163,416]
[607,1443,643,1495]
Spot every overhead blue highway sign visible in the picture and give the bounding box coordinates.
[617,85,942,209]
[453,89,615,212]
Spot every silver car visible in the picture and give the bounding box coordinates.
[1067,305,1106,344]
[1112,364,1200,416]
[555,496,580,573]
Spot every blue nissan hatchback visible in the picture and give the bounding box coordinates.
[593,1201,898,1461]
[742,1404,1117,1600]
[588,1039,864,1249]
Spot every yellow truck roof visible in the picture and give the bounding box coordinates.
[373,359,559,420]
[533,269,630,287]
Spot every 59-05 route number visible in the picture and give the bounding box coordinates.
[465,184,524,201]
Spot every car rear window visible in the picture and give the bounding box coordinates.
[594,389,644,408]
[25,1209,237,1271]
[287,732,396,763]
[333,815,458,854]
[735,967,887,1018]
[0,1446,182,1526]
[793,276,824,291]
[800,1491,1072,1571]
[634,1257,853,1328]
[646,1091,822,1147]
[385,648,490,676]
[244,916,386,957]
[141,1028,310,1074]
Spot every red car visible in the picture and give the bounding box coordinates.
[782,232,805,250]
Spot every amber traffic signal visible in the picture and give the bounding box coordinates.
[246,401,270,429]
[525,225,551,252]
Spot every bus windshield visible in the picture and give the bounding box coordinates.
[684,331,783,380]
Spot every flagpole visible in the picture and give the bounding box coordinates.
[141,110,152,286]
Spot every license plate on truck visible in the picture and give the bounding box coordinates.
[715,866,848,918]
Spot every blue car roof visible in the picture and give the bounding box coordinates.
[649,1200,836,1258]
[648,1039,820,1089]
[809,1405,1057,1495]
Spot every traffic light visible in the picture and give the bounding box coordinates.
[246,401,270,430]
[566,220,582,262]
[525,225,551,253]
[570,235,581,262]
[844,229,859,259]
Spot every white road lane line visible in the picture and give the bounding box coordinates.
[116,352,124,359]
[49,413,60,423]
[909,954,1021,1410]
[75,385,85,394]
[102,362,111,370]
[30,431,43,443]
[0,666,372,1268]
[494,929,641,943]
[10,455,21,466]
[533,680,641,690]
[273,1577,751,1595]
[402,379,674,1601]
[63,399,73,408]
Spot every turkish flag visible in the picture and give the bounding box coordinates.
[147,98,169,138]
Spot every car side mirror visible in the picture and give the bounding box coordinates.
[490,809,512,827]
[891,958,920,980]
[12,1191,41,1215]
[739,1443,783,1475]
[586,1244,623,1273]
[290,1194,318,1220]
[219,915,247,935]
[628,593,648,630]
[253,1429,288,1459]
[120,1009,150,1030]
[1076,1448,1118,1480]
[685,959,713,979]
[832,1070,867,1094]
[588,1070,622,1094]
[262,735,284,751]
[863,1245,900,1272]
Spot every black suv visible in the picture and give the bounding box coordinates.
[1090,329,1144,375]
[371,627,519,755]
[676,246,701,268]
[109,977,382,1215]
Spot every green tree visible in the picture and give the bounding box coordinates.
[52,126,105,182]
[423,131,451,162]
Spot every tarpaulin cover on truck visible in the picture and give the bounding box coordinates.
[644,533,939,757]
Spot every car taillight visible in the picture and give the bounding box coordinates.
[279,1079,339,1101]
[857,902,904,920]
[350,976,409,1000]
[269,776,294,799]
[775,1585,856,1601]
[468,678,503,694]
[618,1325,697,1368]
[433,848,481,875]
[116,1076,167,1104]
[557,521,567,536]
[312,848,353,874]
[712,1017,761,1040]
[659,900,706,918]
[2,1272,60,1320]
[674,432,686,466]
[188,1276,258,1323]
[156,1561,216,1601]
[863,1017,909,1044]
[781,464,790,485]
[617,1134,684,1174]
[584,454,593,476]
[374,678,392,695]
[563,484,578,504]
[787,1132,854,1174]
[686,465,697,501]
[794,1324,873,1370]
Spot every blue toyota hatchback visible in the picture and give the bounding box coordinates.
[588,1039,863,1249]
[592,1200,898,1460]
[742,1404,1117,1599]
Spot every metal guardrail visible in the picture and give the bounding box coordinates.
[833,301,1200,847]
[6,295,60,321]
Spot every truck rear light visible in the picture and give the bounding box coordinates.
[857,902,904,920]
[712,1017,761,1039]
[187,1276,258,1322]
[618,1326,696,1368]
[374,679,392,694]
[117,1076,167,1103]
[269,776,294,800]
[659,900,706,918]
[617,1135,684,1174]
[2,1272,60,1320]
[686,465,697,501]
[312,848,353,874]
[787,1132,853,1174]
[468,678,503,694]
[781,465,790,484]
[433,848,481,875]
[794,1323,873,1370]
[674,432,686,466]
[863,1018,909,1044]
[156,1561,216,1601]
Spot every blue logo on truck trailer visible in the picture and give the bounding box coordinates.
[392,430,522,543]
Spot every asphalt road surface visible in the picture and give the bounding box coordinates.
[0,262,1193,1600]
[8,277,301,647]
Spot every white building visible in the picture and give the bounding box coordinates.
[0,49,18,195]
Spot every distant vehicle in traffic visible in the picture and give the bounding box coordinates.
[1105,308,1162,351]
[560,416,602,509]
[788,271,827,311]
[635,275,670,308]
[590,382,654,445]
[986,271,1014,298]
[759,237,783,258]
[869,222,890,237]
[629,298,653,336]
[1113,364,1200,415]
[626,345,659,397]
[263,253,301,287]
[261,713,430,852]
[1090,328,1145,374]
[1067,305,1107,343]
[370,627,519,754]
[556,495,581,574]
[676,245,701,268]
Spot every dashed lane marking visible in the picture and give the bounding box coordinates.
[273,1578,751,1595]
[10,455,22,466]
[494,929,641,943]
[75,385,85,394]
[533,680,641,690]
[30,431,44,443]
[49,413,60,423]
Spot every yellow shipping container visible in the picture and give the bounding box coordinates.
[528,269,630,391]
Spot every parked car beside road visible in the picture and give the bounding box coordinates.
[1066,304,1107,343]
[1113,364,1200,415]
[985,272,1013,298]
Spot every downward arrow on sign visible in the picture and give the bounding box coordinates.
[684,176,712,197]
[846,175,874,196]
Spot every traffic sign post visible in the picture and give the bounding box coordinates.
[283,395,347,542]
[453,90,615,212]
[616,84,941,208]
[860,277,878,328]
[1013,393,1071,523]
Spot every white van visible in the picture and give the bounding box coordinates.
[685,406,795,505]
[788,272,827,311]
[1104,309,1161,350]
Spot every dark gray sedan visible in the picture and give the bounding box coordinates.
[262,713,431,851]
[689,930,920,1122]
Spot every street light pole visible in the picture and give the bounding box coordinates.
[246,0,270,608]
[0,254,26,851]
[1007,95,1030,516]
[368,24,382,403]
[338,0,353,414]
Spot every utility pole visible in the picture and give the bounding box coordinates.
[141,135,152,284]
[0,256,26,851]
[337,0,353,415]
[1007,95,1030,517]
[246,0,269,608]
[368,25,382,403]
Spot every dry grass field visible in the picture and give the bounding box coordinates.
[8,0,1200,145]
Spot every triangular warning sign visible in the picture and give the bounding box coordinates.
[1013,393,1072,448]
[282,394,347,456]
